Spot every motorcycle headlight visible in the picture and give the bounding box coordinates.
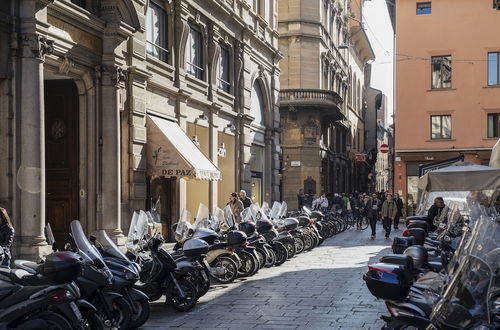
[125,269,139,281]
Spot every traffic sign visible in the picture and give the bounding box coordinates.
[380,144,389,154]
[355,154,366,162]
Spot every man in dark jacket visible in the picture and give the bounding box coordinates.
[0,208,14,267]
[427,197,445,231]
[361,196,377,239]
[239,190,252,209]
[393,193,404,230]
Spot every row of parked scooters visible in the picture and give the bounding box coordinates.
[0,200,339,329]
[363,200,500,329]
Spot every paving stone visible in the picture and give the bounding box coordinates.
[145,227,392,329]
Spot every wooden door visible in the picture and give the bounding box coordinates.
[45,80,79,248]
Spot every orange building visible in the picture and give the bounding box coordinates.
[387,0,500,203]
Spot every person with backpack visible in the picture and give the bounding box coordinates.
[360,196,377,239]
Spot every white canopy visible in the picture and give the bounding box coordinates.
[418,162,500,192]
[146,115,221,181]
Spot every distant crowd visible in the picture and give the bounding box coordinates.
[298,190,406,239]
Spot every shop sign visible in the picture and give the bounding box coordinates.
[291,161,301,167]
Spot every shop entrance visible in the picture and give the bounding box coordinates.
[44,80,80,248]
[147,177,176,241]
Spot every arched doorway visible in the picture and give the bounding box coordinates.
[44,80,79,248]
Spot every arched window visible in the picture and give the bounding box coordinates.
[250,81,265,126]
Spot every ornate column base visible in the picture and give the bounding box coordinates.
[14,236,52,260]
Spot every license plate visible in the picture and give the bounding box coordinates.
[70,302,82,320]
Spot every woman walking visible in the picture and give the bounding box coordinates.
[228,193,244,223]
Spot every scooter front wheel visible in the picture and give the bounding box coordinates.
[166,277,198,312]
[211,256,238,284]
[128,298,150,328]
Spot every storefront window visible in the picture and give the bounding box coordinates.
[250,145,264,205]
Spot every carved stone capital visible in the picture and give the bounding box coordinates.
[102,65,128,86]
[20,34,54,60]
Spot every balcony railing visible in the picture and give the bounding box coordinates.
[279,89,344,113]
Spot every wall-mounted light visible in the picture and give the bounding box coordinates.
[192,135,200,148]
[218,142,227,158]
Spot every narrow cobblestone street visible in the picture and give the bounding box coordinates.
[143,226,395,329]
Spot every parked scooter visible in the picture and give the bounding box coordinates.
[92,229,150,328]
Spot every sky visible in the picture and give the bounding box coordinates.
[363,0,394,125]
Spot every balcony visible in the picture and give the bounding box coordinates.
[279,89,344,116]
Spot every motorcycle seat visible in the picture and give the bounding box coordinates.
[14,260,40,273]
[406,295,433,317]
[0,284,49,308]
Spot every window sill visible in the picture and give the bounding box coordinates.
[483,137,499,140]
[146,56,174,73]
[483,85,500,89]
[217,89,235,100]
[186,74,208,88]
[426,139,456,142]
[426,88,456,92]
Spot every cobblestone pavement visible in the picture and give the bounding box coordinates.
[143,225,396,329]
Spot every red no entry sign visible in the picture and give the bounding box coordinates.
[380,144,389,154]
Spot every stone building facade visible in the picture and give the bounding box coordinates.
[278,0,374,209]
[0,0,280,258]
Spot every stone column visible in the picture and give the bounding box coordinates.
[100,65,126,243]
[15,32,54,258]
[208,105,221,212]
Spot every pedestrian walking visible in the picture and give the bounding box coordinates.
[239,190,252,209]
[360,196,376,238]
[394,193,404,230]
[228,192,244,223]
[319,192,329,212]
[297,189,306,210]
[0,208,14,267]
[381,193,398,238]
[371,194,381,222]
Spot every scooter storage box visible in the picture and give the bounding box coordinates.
[392,236,415,254]
[379,254,414,270]
[183,238,209,256]
[298,216,311,227]
[256,219,273,234]
[192,228,219,245]
[405,216,427,226]
[404,228,426,245]
[226,231,247,245]
[407,221,429,234]
[363,263,411,301]
[284,218,299,230]
[40,251,83,283]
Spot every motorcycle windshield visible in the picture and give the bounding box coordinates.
[223,205,236,228]
[70,220,106,267]
[279,201,288,218]
[261,202,271,217]
[302,206,312,216]
[270,202,281,220]
[126,211,149,247]
[175,210,193,242]
[212,208,224,231]
[241,206,256,222]
[95,229,129,262]
[194,204,210,229]
[432,255,494,328]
